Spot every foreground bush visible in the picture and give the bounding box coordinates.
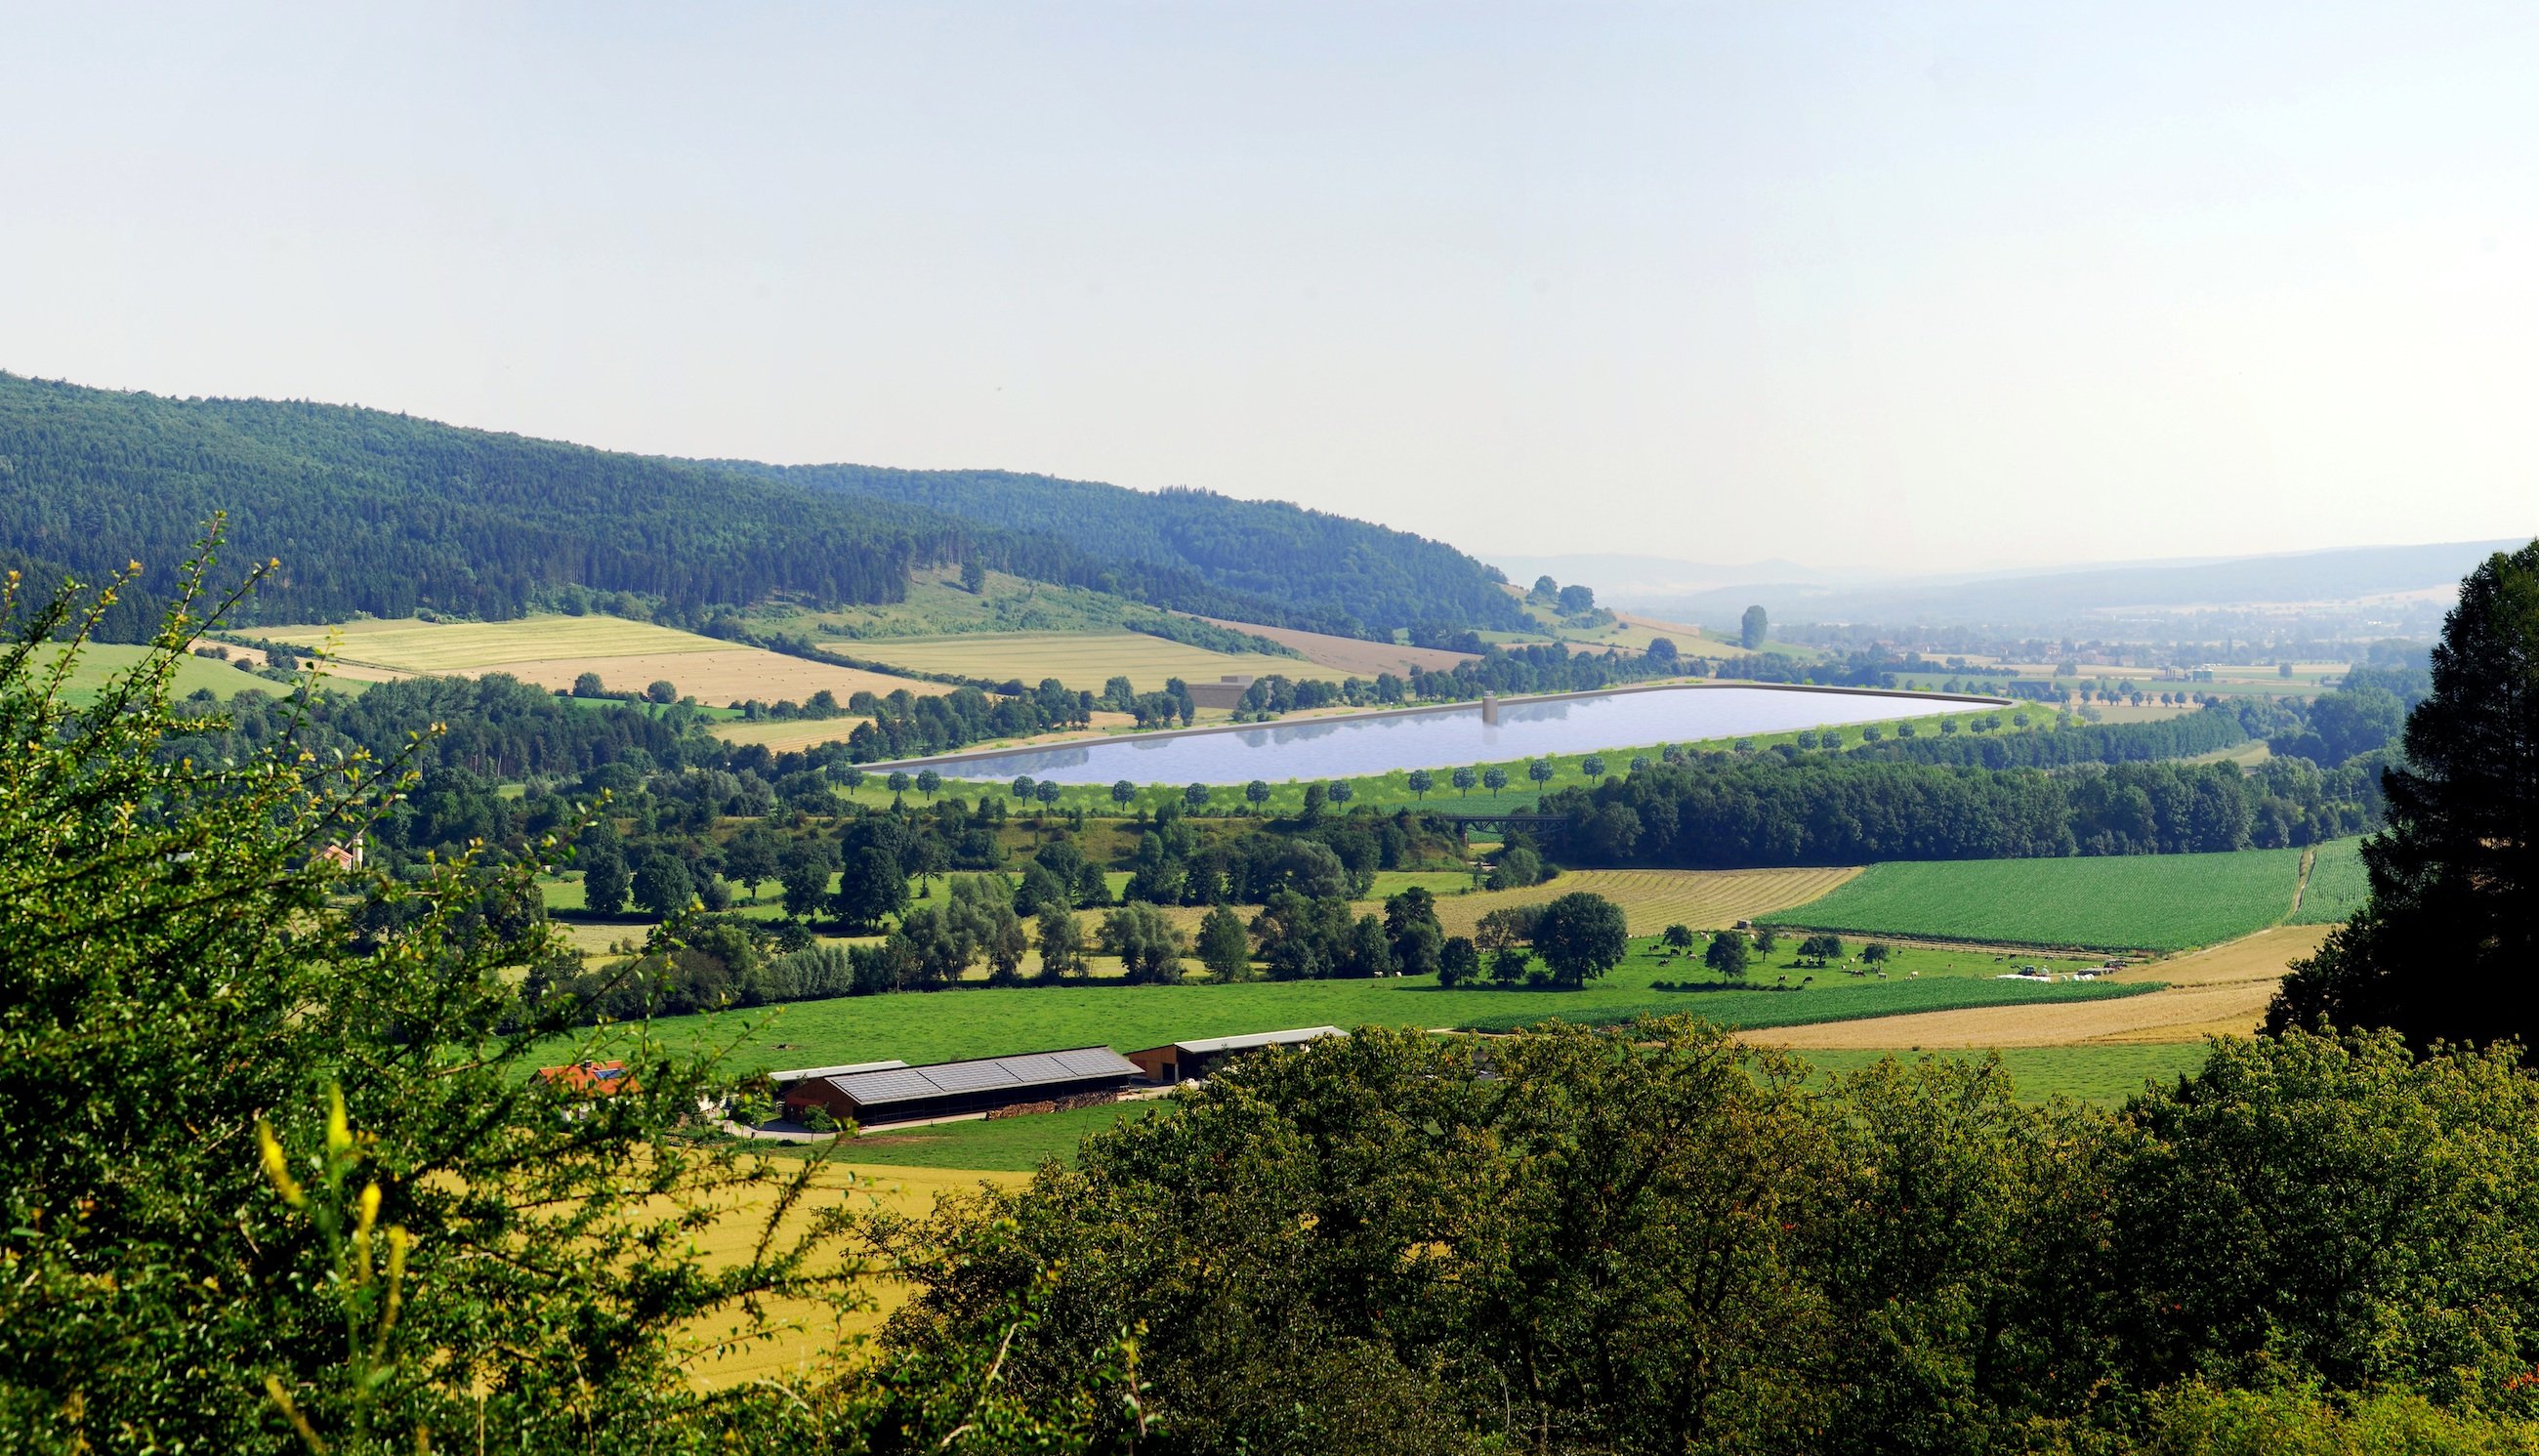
[0,549,1143,1453]
[881,1021,2539,1455]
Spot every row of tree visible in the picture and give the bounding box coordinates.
[1538,753,2380,866]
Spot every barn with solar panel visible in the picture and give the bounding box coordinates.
[779,1046,1143,1128]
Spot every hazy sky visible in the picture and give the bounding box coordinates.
[7,3,2537,571]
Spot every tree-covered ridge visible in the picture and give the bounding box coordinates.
[734,461,1535,640]
[0,373,984,631]
[1,371,1533,643]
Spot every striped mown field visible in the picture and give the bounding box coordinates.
[1760,849,2306,951]
[1116,867,1860,941]
[1428,866,1861,937]
[844,630,1297,694]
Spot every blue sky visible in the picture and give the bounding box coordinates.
[6,3,2536,570]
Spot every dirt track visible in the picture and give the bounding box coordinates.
[1746,924,2330,1049]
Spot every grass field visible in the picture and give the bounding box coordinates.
[754,568,1145,641]
[1462,977,2156,1035]
[1790,1044,2211,1102]
[548,931,2144,1079]
[33,642,307,702]
[1759,849,2307,951]
[829,1101,1175,1171]
[2289,838,2369,924]
[261,614,938,705]
[845,630,1299,694]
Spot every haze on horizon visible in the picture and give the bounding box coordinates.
[6,3,2536,575]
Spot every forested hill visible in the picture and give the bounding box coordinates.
[729,462,1532,640]
[0,374,964,633]
[0,372,1527,642]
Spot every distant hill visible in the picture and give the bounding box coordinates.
[1622,541,2528,634]
[0,373,1525,642]
[1485,551,1825,600]
[731,462,1532,640]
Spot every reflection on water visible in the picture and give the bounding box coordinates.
[928,686,1951,787]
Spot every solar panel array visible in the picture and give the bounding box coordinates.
[824,1046,1140,1109]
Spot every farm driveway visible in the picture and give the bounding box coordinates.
[1744,924,2329,1049]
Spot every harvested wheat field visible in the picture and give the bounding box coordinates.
[1431,867,1861,938]
[265,615,725,672]
[494,648,933,704]
[1747,924,2329,1050]
[1197,616,1478,678]
[1001,869,1854,948]
[715,709,1133,755]
[261,614,939,704]
[683,1160,1027,1388]
[849,630,1297,693]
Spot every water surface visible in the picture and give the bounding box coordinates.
[934,686,1953,785]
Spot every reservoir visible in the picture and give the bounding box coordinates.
[921,684,1974,786]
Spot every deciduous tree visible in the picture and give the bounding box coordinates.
[1531,891,1629,988]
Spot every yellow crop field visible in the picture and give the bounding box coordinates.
[714,709,1133,756]
[1107,868,1854,942]
[679,1160,1026,1388]
[1197,617,1477,678]
[261,615,940,704]
[847,631,1298,693]
[1428,867,1862,937]
[265,615,724,671]
[1746,924,2329,1050]
[492,648,934,704]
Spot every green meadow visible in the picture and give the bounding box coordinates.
[549,936,2144,1079]
[31,642,303,703]
[1759,848,2308,951]
[2289,838,2370,925]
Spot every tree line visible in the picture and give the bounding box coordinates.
[1537,753,2379,867]
[1846,699,2253,769]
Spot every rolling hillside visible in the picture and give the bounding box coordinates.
[0,371,1525,644]
[733,460,1533,640]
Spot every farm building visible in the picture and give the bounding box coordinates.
[537,1060,631,1096]
[769,1060,906,1083]
[782,1046,1142,1128]
[1184,674,1257,710]
[1126,1025,1344,1085]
